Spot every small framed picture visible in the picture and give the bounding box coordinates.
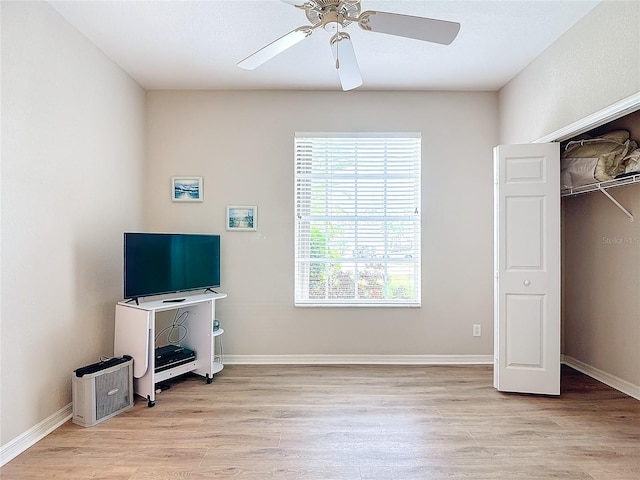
[172,176,203,202]
[226,205,257,231]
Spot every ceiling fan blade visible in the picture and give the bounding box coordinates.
[330,33,362,91]
[280,0,309,6]
[358,10,460,45]
[238,26,315,70]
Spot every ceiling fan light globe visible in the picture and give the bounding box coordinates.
[321,11,344,31]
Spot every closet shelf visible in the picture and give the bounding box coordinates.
[561,173,640,196]
[561,173,639,222]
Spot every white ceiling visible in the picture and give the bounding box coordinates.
[48,0,601,91]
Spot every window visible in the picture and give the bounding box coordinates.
[295,133,421,306]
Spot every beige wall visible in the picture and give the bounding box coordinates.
[145,90,498,358]
[1,1,145,445]
[563,185,640,386]
[499,0,640,387]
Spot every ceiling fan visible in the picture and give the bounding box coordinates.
[237,0,461,91]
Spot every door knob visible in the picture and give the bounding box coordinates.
[523,280,531,286]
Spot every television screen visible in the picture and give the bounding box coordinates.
[124,233,220,300]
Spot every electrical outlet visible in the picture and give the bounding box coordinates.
[473,324,481,337]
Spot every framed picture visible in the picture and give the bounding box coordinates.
[172,176,203,202]
[226,205,257,231]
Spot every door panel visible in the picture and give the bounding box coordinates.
[494,143,560,395]
[505,156,545,183]
[505,196,544,269]
[505,294,543,367]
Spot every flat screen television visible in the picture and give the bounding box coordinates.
[124,232,220,301]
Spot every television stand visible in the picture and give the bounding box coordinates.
[113,292,227,407]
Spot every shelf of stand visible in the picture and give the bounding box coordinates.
[211,328,224,374]
[211,362,224,374]
[155,360,198,383]
[114,292,227,407]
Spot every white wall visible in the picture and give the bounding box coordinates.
[499,0,640,145]
[145,90,498,359]
[498,0,640,388]
[1,1,145,445]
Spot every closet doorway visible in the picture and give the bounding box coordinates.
[495,92,640,398]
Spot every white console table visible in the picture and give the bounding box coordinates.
[114,292,226,407]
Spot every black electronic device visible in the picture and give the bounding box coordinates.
[154,345,196,373]
[155,344,185,360]
[74,355,132,377]
[124,232,221,301]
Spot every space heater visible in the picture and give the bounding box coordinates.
[72,355,134,427]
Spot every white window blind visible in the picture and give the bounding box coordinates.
[295,133,421,306]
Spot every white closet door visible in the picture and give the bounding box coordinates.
[493,143,560,395]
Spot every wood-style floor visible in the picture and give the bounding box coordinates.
[2,364,639,479]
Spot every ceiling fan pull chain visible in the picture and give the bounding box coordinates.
[335,19,340,69]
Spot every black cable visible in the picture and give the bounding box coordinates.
[155,309,189,346]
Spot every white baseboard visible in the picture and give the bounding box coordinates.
[0,403,72,467]
[562,355,640,401]
[224,354,494,365]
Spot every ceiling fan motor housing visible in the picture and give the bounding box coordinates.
[305,0,361,30]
